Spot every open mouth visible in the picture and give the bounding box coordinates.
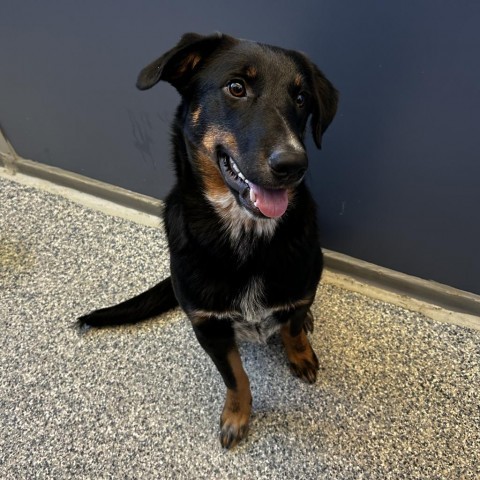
[218,151,289,219]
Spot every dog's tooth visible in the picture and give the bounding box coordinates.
[250,188,257,203]
[231,159,239,173]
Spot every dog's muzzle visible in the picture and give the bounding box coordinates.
[218,151,304,219]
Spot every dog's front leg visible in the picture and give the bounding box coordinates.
[278,305,320,384]
[190,314,251,449]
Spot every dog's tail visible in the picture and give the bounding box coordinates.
[77,277,178,328]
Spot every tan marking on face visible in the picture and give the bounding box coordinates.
[245,65,257,79]
[294,73,304,87]
[201,126,239,156]
[199,127,240,201]
[197,127,239,219]
[190,106,202,126]
[201,128,217,153]
[195,150,229,200]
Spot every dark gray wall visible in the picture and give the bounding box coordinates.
[1,1,479,294]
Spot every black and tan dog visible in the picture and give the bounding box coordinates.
[78,32,338,449]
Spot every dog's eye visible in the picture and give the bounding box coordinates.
[227,80,247,98]
[295,93,306,108]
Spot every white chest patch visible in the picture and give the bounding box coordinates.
[238,276,265,323]
[233,277,281,343]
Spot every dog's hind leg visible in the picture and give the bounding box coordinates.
[280,307,319,384]
[191,314,252,449]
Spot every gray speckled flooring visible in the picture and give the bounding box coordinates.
[1,176,479,480]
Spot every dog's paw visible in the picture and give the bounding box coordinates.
[281,326,320,384]
[219,415,249,449]
[219,392,251,449]
[288,349,319,384]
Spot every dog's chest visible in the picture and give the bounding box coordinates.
[232,276,280,343]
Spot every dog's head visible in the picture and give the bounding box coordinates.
[137,33,338,219]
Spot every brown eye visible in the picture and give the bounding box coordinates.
[295,93,306,108]
[227,80,246,98]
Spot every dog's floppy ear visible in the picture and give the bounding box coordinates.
[309,64,339,149]
[136,32,234,92]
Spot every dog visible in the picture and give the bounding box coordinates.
[78,32,338,449]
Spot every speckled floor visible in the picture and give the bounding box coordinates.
[1,176,479,479]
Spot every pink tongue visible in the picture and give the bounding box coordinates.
[249,183,289,218]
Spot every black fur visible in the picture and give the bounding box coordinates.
[78,278,176,327]
[78,33,338,449]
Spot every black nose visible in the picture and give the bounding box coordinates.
[268,150,308,181]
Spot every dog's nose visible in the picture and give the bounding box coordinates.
[268,150,308,181]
